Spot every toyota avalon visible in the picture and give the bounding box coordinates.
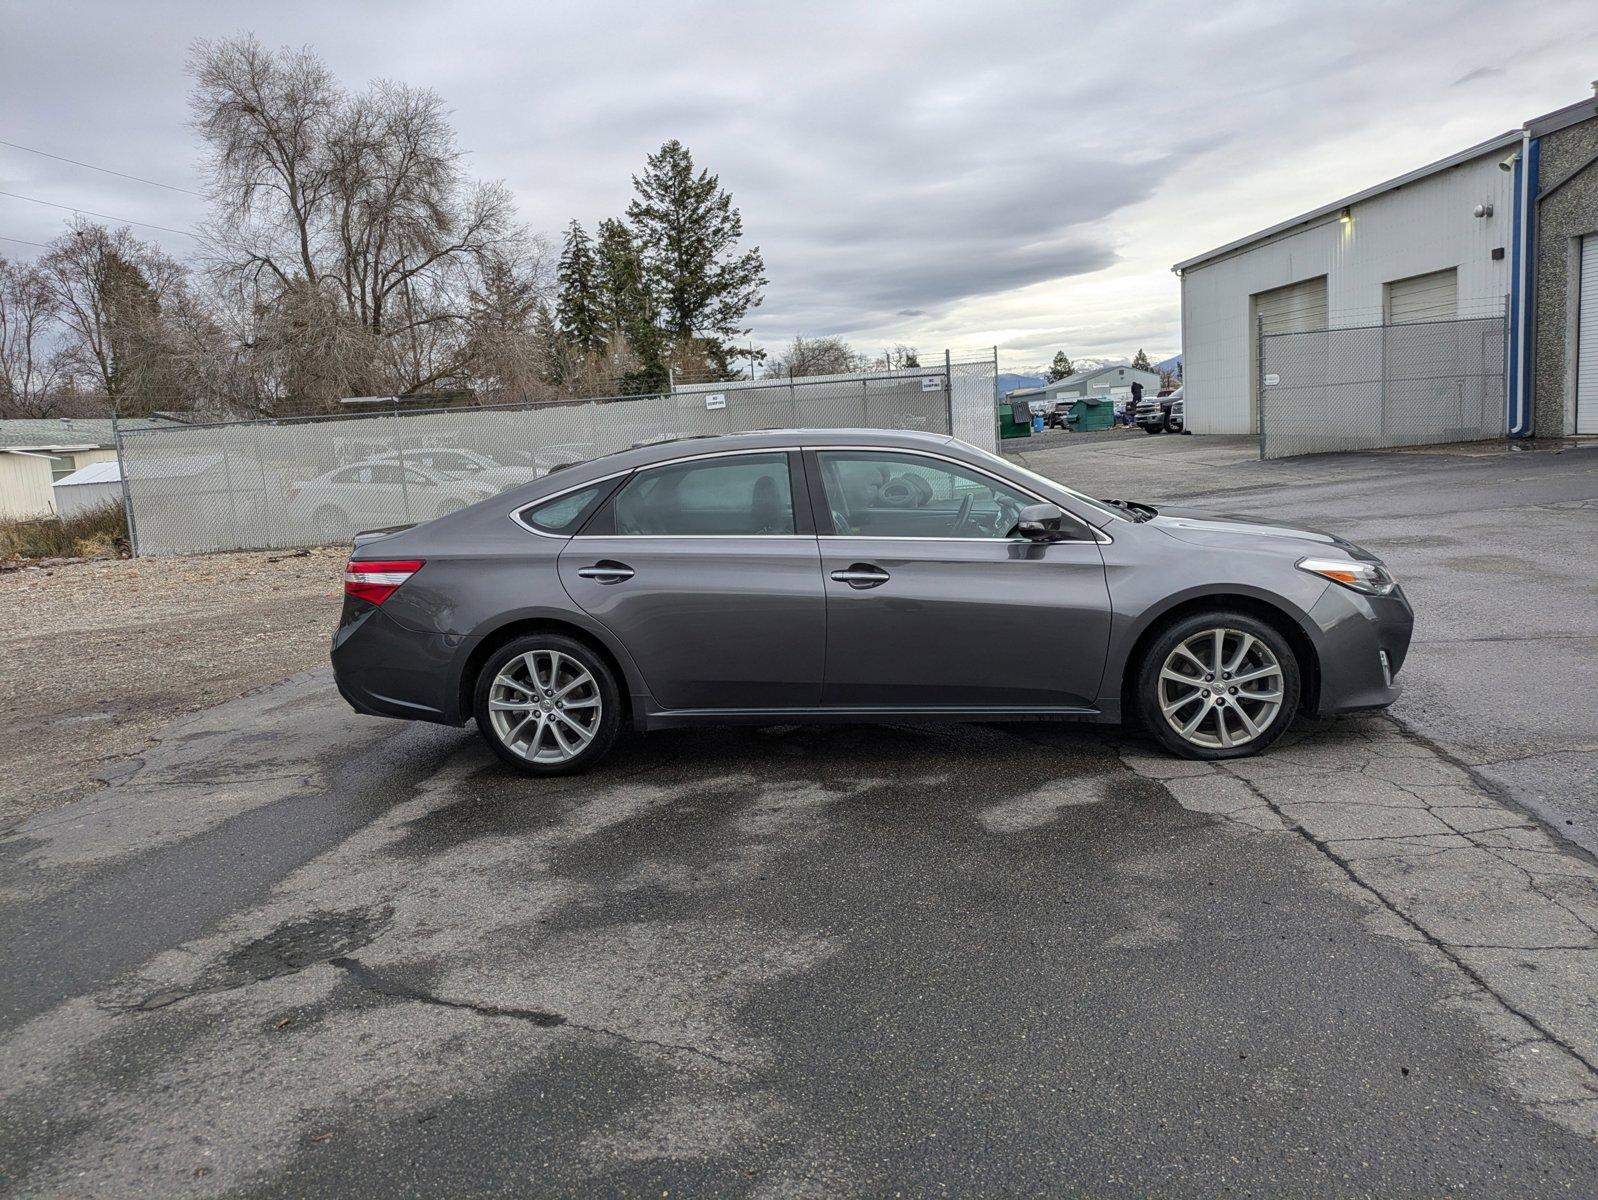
[331,429,1412,774]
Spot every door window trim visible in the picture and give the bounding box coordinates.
[548,449,811,540]
[510,443,1110,544]
[804,445,1109,545]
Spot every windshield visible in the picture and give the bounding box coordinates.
[963,443,1127,522]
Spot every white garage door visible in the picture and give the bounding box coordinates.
[1255,277,1329,334]
[1386,268,1458,324]
[1579,235,1598,436]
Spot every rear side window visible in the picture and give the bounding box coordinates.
[519,484,605,535]
[613,453,795,536]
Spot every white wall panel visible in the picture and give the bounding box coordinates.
[1179,150,1515,434]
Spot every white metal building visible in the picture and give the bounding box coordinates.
[1174,132,1521,435]
[1040,364,1163,402]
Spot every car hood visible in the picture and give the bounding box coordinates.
[1145,506,1382,562]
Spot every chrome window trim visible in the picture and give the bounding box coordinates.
[513,448,805,540]
[816,534,1109,546]
[508,442,1112,545]
[806,444,1111,545]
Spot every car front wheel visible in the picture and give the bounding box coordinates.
[473,634,623,775]
[1134,612,1299,759]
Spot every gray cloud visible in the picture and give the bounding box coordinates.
[5,0,1594,365]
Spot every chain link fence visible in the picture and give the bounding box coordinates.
[1259,315,1506,459]
[116,357,999,555]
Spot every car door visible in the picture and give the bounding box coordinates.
[557,450,825,711]
[808,448,1112,710]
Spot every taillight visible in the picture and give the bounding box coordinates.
[344,559,424,605]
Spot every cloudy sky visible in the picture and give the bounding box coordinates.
[4,0,1594,369]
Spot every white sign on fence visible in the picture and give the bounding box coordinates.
[921,376,943,392]
[704,393,727,410]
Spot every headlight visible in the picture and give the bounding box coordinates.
[1297,557,1396,596]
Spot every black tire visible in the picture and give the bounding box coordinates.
[1142,424,1162,435]
[473,633,623,776]
[1133,610,1300,760]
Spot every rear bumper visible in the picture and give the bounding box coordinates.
[330,602,469,725]
[1307,583,1415,716]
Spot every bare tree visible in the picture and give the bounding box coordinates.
[38,221,188,415]
[0,256,68,417]
[763,335,866,379]
[189,35,532,409]
[877,343,920,370]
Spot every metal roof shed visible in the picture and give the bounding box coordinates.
[51,459,126,519]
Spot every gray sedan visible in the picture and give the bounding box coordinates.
[331,429,1412,773]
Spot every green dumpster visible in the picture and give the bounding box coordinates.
[998,398,1032,439]
[1065,395,1115,432]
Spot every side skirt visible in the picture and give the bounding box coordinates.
[635,704,1111,732]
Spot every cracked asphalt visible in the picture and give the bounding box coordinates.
[2,440,1596,1197]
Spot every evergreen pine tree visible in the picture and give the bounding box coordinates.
[555,221,603,352]
[594,218,668,394]
[1047,351,1075,382]
[626,139,766,375]
[1131,348,1154,373]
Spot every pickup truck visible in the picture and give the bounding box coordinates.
[1134,386,1184,434]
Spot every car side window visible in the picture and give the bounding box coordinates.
[613,453,795,536]
[815,451,1043,540]
[520,483,606,535]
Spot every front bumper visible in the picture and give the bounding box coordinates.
[1306,583,1415,716]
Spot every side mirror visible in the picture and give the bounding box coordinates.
[1016,502,1067,540]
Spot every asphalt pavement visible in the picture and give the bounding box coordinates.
[2,436,1597,1196]
[1008,433,1598,856]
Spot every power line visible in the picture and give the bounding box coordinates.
[1,234,50,249]
[0,189,201,240]
[0,138,205,197]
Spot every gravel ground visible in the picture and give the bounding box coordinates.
[0,547,346,830]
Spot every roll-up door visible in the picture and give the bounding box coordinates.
[1255,277,1329,334]
[1386,268,1458,323]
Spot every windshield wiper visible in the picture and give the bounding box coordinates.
[1102,498,1157,522]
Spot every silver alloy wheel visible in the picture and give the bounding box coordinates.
[1158,627,1286,750]
[488,650,602,764]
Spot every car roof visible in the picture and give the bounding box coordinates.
[329,456,450,478]
[524,427,958,484]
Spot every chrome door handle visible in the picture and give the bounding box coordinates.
[576,561,634,584]
[830,564,890,589]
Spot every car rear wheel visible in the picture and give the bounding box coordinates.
[1134,611,1299,759]
[473,634,622,775]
